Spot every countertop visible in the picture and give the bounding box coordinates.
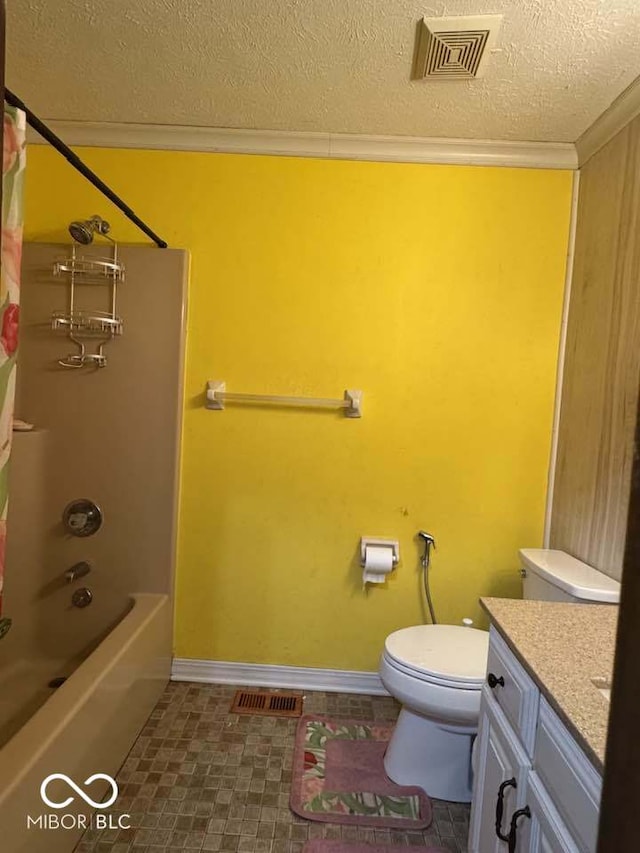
[480,597,618,772]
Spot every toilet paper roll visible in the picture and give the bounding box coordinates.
[362,545,394,584]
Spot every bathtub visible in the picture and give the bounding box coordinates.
[0,593,171,853]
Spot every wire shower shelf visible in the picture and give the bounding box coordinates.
[51,242,125,369]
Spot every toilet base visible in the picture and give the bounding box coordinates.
[384,707,475,803]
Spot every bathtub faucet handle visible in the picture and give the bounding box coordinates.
[65,561,92,583]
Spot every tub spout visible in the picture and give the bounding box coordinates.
[65,561,92,583]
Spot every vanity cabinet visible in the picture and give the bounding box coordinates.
[523,771,580,852]
[469,628,602,853]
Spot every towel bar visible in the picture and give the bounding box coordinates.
[205,381,362,418]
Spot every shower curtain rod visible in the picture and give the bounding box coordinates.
[4,88,168,248]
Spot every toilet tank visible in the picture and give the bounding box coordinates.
[519,549,620,604]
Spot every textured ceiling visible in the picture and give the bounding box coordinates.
[7,0,640,142]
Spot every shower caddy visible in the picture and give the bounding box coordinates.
[51,242,125,369]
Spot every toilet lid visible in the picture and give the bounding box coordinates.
[384,624,489,686]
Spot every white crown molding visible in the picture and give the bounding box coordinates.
[26,120,577,170]
[576,75,640,166]
[170,657,388,696]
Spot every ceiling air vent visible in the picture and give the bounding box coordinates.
[414,15,502,80]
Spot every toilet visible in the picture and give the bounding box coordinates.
[379,548,621,803]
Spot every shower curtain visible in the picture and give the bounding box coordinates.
[0,106,26,630]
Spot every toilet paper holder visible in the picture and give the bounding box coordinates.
[360,537,400,567]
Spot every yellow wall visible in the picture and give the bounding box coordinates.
[24,146,573,671]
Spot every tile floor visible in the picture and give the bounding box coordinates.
[75,682,470,852]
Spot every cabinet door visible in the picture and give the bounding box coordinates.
[469,687,531,853]
[533,698,601,852]
[523,771,580,853]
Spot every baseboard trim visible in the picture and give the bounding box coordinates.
[26,120,577,170]
[170,658,388,696]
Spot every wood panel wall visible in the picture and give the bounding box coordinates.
[598,408,640,849]
[549,116,640,580]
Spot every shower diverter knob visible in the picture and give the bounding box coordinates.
[62,499,103,537]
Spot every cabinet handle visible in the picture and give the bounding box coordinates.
[495,777,517,841]
[508,805,531,852]
[488,672,505,689]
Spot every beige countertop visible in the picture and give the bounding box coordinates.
[480,597,618,772]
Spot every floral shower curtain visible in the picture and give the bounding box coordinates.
[0,106,26,631]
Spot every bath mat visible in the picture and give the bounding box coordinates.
[304,843,449,853]
[290,716,432,829]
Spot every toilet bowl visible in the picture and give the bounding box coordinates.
[379,550,620,803]
[379,624,489,803]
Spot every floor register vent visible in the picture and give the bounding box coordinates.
[415,15,503,80]
[230,689,303,718]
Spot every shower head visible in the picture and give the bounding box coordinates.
[68,215,111,245]
[68,220,94,245]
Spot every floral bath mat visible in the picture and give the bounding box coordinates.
[290,716,432,829]
[304,842,449,853]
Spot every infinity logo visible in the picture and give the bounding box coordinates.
[40,773,119,810]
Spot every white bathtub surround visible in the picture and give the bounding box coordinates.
[171,658,388,696]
